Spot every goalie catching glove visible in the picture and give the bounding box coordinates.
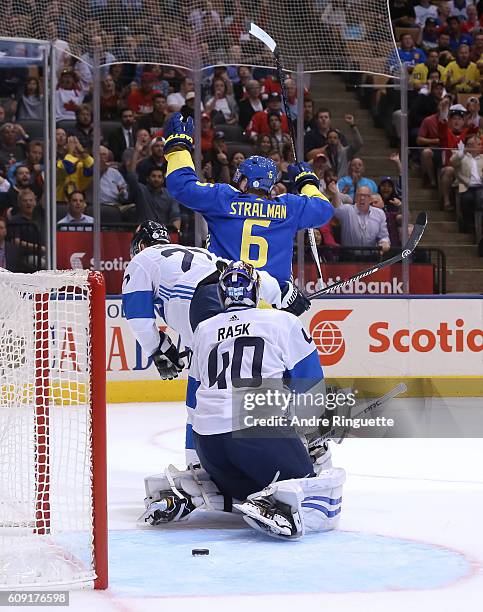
[288,162,320,192]
[151,332,184,380]
[163,112,194,154]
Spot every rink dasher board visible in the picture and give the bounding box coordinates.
[101,295,482,402]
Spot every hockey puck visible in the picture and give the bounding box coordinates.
[192,548,209,556]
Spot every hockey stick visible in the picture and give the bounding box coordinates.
[249,23,324,284]
[307,211,427,299]
[312,382,408,446]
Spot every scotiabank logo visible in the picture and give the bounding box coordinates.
[69,252,129,271]
[369,320,483,353]
[309,310,352,366]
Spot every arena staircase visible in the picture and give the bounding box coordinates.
[310,73,483,293]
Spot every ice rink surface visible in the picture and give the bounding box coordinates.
[69,401,482,611]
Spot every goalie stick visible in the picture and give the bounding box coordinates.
[307,211,427,300]
[311,382,408,447]
[248,23,324,285]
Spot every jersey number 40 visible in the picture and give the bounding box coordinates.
[208,337,265,389]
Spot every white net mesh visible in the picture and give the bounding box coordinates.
[0,269,99,588]
[0,0,397,74]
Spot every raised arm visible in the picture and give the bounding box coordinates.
[164,112,236,214]
[344,114,363,156]
[287,162,334,230]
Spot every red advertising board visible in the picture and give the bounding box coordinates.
[57,232,434,295]
[295,262,434,294]
[57,231,131,294]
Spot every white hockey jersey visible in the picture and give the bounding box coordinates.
[122,245,285,355]
[188,307,323,435]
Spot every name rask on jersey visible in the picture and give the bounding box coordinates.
[217,322,251,341]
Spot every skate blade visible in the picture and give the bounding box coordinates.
[242,515,294,540]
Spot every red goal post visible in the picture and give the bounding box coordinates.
[0,269,107,589]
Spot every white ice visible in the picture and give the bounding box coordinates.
[28,401,483,611]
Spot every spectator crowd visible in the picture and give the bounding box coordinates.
[378,0,483,250]
[3,0,480,275]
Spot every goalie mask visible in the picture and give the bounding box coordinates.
[218,261,260,309]
[130,220,170,257]
[233,156,278,193]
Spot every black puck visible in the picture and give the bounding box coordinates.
[192,548,209,556]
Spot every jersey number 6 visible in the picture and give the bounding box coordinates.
[240,219,271,268]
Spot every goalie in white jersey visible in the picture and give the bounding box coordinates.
[122,221,311,381]
[182,261,346,539]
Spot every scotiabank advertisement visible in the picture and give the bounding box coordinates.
[57,232,435,295]
[301,298,482,377]
[297,263,434,294]
[104,297,482,389]
[57,232,131,294]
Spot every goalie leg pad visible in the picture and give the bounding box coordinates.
[141,464,228,525]
[235,467,346,539]
[299,467,346,533]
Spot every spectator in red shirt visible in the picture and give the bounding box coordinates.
[137,93,168,136]
[261,75,282,99]
[127,72,155,117]
[417,98,443,187]
[245,93,289,141]
[462,3,479,34]
[200,113,214,154]
[438,99,478,209]
[416,97,451,187]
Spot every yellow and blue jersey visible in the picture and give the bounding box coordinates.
[165,151,334,284]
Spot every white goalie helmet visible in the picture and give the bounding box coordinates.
[218,261,261,309]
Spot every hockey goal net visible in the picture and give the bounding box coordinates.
[0,269,107,589]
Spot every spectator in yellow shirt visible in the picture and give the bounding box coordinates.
[56,136,94,203]
[443,44,480,93]
[410,50,445,91]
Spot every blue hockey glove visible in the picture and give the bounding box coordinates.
[151,332,184,380]
[163,112,194,154]
[288,162,320,192]
[281,281,311,316]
